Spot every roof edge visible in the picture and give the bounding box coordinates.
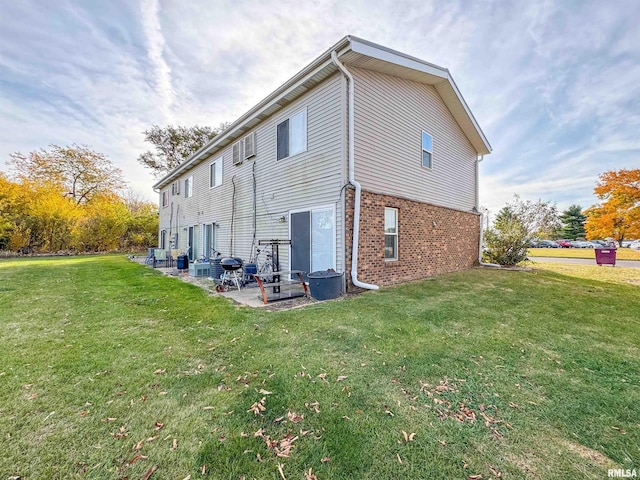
[154,35,492,190]
[153,35,352,190]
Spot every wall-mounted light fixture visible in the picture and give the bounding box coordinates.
[278,215,287,223]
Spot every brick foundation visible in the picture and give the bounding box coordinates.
[345,188,480,291]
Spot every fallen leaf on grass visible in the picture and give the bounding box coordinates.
[287,411,304,423]
[305,468,319,480]
[153,369,165,375]
[248,397,267,416]
[397,453,403,464]
[240,432,249,438]
[146,435,159,443]
[128,453,148,465]
[154,422,164,430]
[201,464,208,474]
[203,406,214,411]
[277,463,287,480]
[101,418,117,423]
[321,457,331,463]
[402,431,416,443]
[611,426,627,435]
[467,475,482,480]
[170,438,178,450]
[133,440,144,451]
[336,376,348,382]
[79,410,89,417]
[305,401,320,413]
[384,405,394,417]
[182,476,191,480]
[258,389,272,395]
[142,465,157,480]
[488,465,502,477]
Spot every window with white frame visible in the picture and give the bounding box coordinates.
[160,229,167,249]
[184,176,193,198]
[384,207,398,261]
[421,131,433,169]
[209,157,223,188]
[162,191,168,207]
[277,108,307,160]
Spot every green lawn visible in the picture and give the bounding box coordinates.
[528,247,640,260]
[0,256,639,479]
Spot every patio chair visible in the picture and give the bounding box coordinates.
[153,249,168,268]
[144,248,155,266]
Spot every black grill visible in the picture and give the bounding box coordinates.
[220,257,243,271]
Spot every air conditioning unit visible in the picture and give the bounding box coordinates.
[232,141,244,165]
[243,132,256,159]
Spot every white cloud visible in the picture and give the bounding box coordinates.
[0,0,638,209]
[140,0,175,122]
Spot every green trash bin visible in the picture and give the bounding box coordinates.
[307,270,343,300]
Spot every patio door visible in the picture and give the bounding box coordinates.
[188,225,199,261]
[203,223,215,258]
[290,206,335,281]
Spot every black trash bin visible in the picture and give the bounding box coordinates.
[307,270,344,300]
[177,255,189,270]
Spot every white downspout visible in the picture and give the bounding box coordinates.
[331,51,379,290]
[476,155,500,268]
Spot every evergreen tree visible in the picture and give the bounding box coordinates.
[559,205,586,239]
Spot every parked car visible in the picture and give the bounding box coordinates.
[630,241,640,251]
[590,240,616,248]
[570,241,595,248]
[622,240,636,248]
[555,239,573,248]
[533,240,560,248]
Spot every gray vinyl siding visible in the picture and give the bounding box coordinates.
[351,67,478,212]
[158,73,345,272]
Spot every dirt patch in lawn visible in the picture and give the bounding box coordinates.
[559,438,617,468]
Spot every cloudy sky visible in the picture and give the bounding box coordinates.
[1,0,639,215]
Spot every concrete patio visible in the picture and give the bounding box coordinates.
[129,256,318,310]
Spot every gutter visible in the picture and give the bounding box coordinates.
[331,51,379,291]
[476,155,500,268]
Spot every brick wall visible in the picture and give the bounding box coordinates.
[344,188,480,291]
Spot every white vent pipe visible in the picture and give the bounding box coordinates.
[331,51,379,290]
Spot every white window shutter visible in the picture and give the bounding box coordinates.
[243,132,256,159]
[233,141,244,165]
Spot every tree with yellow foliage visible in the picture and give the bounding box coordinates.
[9,144,125,204]
[2,144,158,254]
[585,169,640,245]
